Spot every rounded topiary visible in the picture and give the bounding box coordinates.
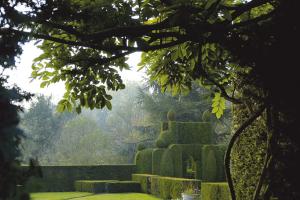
[137,143,146,151]
[156,131,175,148]
[202,110,212,122]
[167,109,176,121]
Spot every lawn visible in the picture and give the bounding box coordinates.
[30,192,161,200]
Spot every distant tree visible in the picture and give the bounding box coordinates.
[20,95,75,164]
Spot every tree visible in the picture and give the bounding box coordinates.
[1,0,299,199]
[20,95,75,164]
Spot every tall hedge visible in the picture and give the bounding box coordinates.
[231,104,267,200]
[160,149,175,177]
[23,165,136,192]
[169,121,214,144]
[152,149,165,175]
[135,149,154,174]
[201,182,231,200]
[202,145,227,182]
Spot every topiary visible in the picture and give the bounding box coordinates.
[137,143,146,151]
[155,131,175,148]
[167,109,176,121]
[202,110,212,122]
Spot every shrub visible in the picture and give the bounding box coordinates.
[132,174,159,193]
[201,182,231,200]
[155,131,175,148]
[135,149,154,174]
[152,149,165,175]
[167,109,176,121]
[202,145,227,182]
[137,143,146,151]
[151,176,201,199]
[160,149,175,177]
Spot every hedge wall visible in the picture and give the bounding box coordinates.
[23,165,136,192]
[132,174,159,193]
[75,180,141,193]
[135,149,154,174]
[152,149,165,175]
[202,145,227,182]
[169,121,214,145]
[151,176,201,199]
[201,182,231,200]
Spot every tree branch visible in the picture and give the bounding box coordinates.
[224,103,266,200]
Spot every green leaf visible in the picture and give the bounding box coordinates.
[106,100,112,110]
[205,0,218,10]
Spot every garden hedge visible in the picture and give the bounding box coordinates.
[22,165,136,192]
[152,149,165,175]
[151,176,201,199]
[201,182,231,200]
[132,174,159,193]
[135,148,154,174]
[202,145,227,182]
[75,180,141,193]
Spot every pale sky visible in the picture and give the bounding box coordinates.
[5,41,145,104]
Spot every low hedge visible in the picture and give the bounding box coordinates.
[22,165,136,192]
[75,180,141,193]
[151,176,201,200]
[201,182,231,200]
[106,181,141,193]
[132,174,158,193]
[75,180,116,193]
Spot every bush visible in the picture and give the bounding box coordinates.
[75,180,141,193]
[202,145,227,182]
[169,121,214,144]
[151,176,201,199]
[135,149,154,174]
[132,174,159,193]
[137,143,146,151]
[167,109,176,121]
[155,131,175,148]
[201,182,231,200]
[160,149,175,177]
[23,165,136,192]
[152,149,165,175]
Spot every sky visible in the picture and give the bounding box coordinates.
[5,41,145,104]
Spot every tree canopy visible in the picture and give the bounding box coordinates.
[1,0,300,199]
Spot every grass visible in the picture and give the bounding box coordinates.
[31,192,161,200]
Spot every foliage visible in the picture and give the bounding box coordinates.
[31,192,160,200]
[135,149,154,174]
[20,95,75,164]
[150,176,201,200]
[1,0,300,199]
[201,182,231,200]
[75,180,141,193]
[24,165,136,192]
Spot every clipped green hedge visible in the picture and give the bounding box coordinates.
[160,149,175,177]
[75,180,141,193]
[23,165,136,192]
[132,174,159,193]
[152,149,165,175]
[151,176,201,200]
[156,130,175,148]
[135,149,154,174]
[201,182,231,200]
[202,145,227,182]
[169,121,214,144]
[75,180,115,193]
[106,181,141,193]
